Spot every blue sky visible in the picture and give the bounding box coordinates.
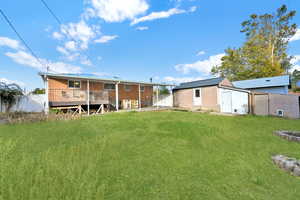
[0,0,300,90]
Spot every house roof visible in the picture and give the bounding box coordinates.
[39,72,174,86]
[232,75,290,89]
[173,77,224,90]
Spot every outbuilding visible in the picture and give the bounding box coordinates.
[173,77,250,114]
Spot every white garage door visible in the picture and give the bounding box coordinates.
[220,89,249,115]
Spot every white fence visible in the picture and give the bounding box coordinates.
[0,94,46,113]
[153,94,173,107]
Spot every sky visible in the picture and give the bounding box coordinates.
[0,0,300,90]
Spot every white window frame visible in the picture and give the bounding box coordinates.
[68,80,81,89]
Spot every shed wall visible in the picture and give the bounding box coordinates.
[252,93,299,118]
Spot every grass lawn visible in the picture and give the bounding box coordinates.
[0,111,300,200]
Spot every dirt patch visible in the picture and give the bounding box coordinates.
[0,112,81,125]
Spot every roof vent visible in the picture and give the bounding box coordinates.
[266,79,271,82]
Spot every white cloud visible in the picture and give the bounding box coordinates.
[175,53,225,75]
[164,76,204,83]
[94,35,118,43]
[5,51,82,74]
[56,46,69,56]
[136,26,149,31]
[131,8,187,26]
[290,29,300,42]
[197,51,205,56]
[0,78,25,87]
[189,6,197,12]
[80,56,92,66]
[64,41,77,51]
[62,20,99,50]
[86,0,149,23]
[52,32,64,40]
[0,37,23,50]
[92,72,110,77]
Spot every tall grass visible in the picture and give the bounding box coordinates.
[0,111,300,199]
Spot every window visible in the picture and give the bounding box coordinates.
[195,89,200,98]
[104,83,115,90]
[124,85,131,91]
[140,86,145,92]
[68,80,81,89]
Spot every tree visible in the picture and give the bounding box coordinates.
[291,70,300,92]
[212,5,297,81]
[0,81,23,112]
[31,88,45,94]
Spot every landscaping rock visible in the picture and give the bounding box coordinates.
[283,159,296,171]
[293,166,300,176]
[272,155,300,177]
[274,130,300,142]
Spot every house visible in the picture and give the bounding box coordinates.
[173,77,250,114]
[39,73,173,114]
[232,75,291,94]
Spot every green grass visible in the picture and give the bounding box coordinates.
[0,111,300,200]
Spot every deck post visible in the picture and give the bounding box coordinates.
[138,84,141,110]
[44,76,49,114]
[115,82,119,111]
[87,80,90,115]
[156,85,159,109]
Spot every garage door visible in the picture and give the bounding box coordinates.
[220,89,249,114]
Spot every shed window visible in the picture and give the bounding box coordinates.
[124,85,131,91]
[68,80,81,89]
[195,89,201,98]
[104,83,115,90]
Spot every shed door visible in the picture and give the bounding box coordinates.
[193,88,202,106]
[221,90,232,113]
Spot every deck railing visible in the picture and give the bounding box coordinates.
[49,89,109,105]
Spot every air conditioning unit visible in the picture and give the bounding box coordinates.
[276,109,284,117]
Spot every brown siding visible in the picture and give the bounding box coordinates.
[201,86,220,112]
[173,89,193,108]
[48,78,153,107]
[174,86,220,111]
[252,93,300,119]
[219,78,233,87]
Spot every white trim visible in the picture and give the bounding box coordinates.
[45,77,49,114]
[115,82,119,111]
[87,80,90,115]
[138,84,141,110]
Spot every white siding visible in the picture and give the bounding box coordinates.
[220,88,249,114]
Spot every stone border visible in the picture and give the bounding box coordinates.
[274,130,300,142]
[272,155,300,177]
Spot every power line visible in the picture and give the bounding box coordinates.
[0,9,47,69]
[40,0,94,66]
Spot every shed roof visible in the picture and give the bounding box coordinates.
[173,77,224,90]
[232,75,290,89]
[39,72,174,86]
